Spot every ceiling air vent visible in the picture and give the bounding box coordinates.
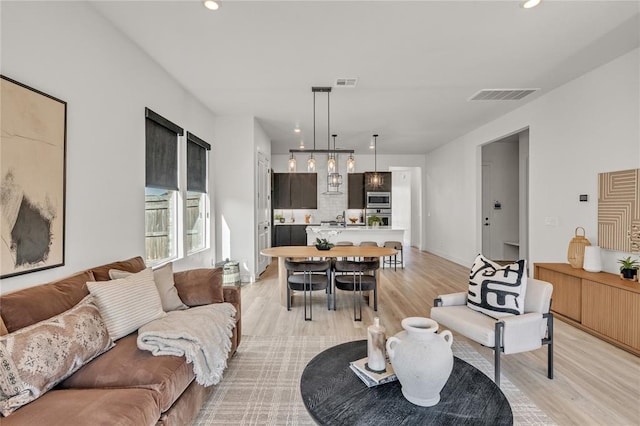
[334,78,358,88]
[469,88,539,101]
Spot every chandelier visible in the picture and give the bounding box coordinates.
[288,87,355,194]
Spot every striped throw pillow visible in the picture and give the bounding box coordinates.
[87,268,165,340]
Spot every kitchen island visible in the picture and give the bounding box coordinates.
[306,226,405,248]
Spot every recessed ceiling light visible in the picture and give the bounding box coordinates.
[522,0,541,9]
[294,127,301,133]
[299,141,305,149]
[203,0,219,11]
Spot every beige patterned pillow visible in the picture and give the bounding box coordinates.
[109,263,188,312]
[0,296,113,416]
[87,268,166,340]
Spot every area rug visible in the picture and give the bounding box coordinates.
[193,335,555,425]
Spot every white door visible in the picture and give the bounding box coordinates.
[256,152,270,276]
[481,163,494,258]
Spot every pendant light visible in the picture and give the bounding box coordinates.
[346,153,355,173]
[308,90,317,172]
[368,134,383,188]
[326,92,336,174]
[327,134,342,191]
[289,87,353,190]
[288,152,296,172]
[307,153,316,172]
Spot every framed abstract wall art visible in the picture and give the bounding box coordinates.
[1,75,67,278]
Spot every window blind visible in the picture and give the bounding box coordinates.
[186,131,211,193]
[145,108,183,190]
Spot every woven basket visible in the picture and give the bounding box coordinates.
[567,227,591,268]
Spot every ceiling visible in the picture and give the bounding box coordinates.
[91,0,640,155]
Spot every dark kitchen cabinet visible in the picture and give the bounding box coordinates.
[348,173,365,209]
[272,173,291,209]
[364,172,392,192]
[290,225,308,246]
[273,173,317,209]
[273,225,308,246]
[291,173,318,209]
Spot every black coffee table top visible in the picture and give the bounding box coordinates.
[300,340,513,426]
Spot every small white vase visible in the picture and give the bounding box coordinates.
[583,246,602,273]
[386,317,453,407]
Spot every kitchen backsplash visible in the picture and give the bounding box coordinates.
[274,208,365,225]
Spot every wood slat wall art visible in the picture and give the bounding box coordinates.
[598,168,640,253]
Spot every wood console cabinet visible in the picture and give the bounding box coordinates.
[534,263,640,356]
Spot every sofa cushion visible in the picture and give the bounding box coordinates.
[0,270,93,333]
[0,388,160,426]
[467,254,527,317]
[0,317,7,336]
[174,268,224,306]
[431,305,498,347]
[90,256,146,281]
[87,268,165,340]
[0,296,113,416]
[110,263,188,312]
[60,333,194,413]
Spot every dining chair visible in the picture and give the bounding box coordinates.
[382,241,403,270]
[284,258,332,321]
[358,241,378,261]
[333,259,379,321]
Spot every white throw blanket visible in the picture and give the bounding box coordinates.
[137,303,237,386]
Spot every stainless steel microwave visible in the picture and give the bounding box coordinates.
[366,192,391,208]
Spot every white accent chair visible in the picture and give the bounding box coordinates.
[430,278,554,387]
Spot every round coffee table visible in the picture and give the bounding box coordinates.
[300,340,513,425]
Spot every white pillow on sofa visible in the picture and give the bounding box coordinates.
[467,254,527,318]
[109,263,187,312]
[87,268,165,340]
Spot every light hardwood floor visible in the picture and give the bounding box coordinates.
[240,248,640,425]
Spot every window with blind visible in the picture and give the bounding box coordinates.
[185,132,211,254]
[145,108,183,264]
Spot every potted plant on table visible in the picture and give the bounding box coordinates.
[315,238,334,251]
[617,256,639,281]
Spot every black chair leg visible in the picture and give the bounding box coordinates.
[304,273,312,321]
[494,321,504,387]
[373,284,378,311]
[546,313,554,379]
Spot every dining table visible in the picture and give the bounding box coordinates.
[260,245,398,308]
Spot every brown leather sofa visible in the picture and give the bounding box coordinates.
[0,257,241,426]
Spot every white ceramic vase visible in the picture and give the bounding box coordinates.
[583,246,602,273]
[386,317,453,407]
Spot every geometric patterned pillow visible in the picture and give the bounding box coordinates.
[0,296,113,416]
[467,254,527,318]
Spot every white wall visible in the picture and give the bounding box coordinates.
[425,48,640,273]
[212,116,255,282]
[0,2,218,293]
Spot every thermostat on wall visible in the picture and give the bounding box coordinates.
[579,194,588,202]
